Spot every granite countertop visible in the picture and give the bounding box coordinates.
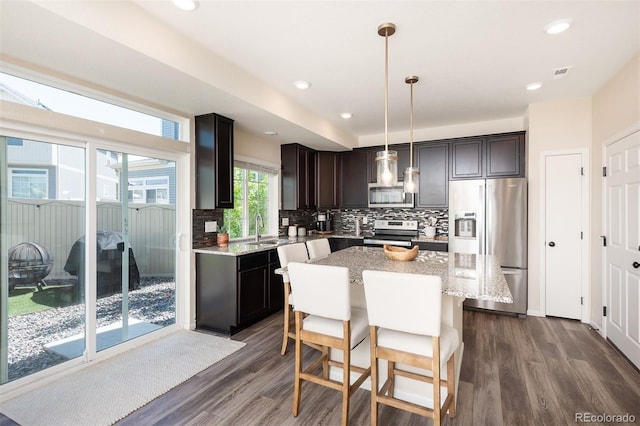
[280,245,512,303]
[193,234,330,256]
[193,232,448,256]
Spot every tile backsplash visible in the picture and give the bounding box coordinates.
[279,208,448,237]
[193,209,224,248]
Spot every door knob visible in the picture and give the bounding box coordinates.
[633,261,640,269]
[548,241,556,247]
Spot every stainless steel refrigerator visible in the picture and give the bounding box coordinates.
[449,178,527,316]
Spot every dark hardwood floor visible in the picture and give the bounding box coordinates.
[2,310,638,425]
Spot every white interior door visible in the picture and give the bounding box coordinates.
[545,153,583,319]
[605,129,640,369]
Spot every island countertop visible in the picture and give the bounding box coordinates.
[278,245,512,304]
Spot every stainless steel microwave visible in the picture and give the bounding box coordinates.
[368,183,414,208]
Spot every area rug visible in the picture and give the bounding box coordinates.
[0,330,246,426]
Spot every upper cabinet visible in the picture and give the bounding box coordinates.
[450,131,525,180]
[195,113,234,209]
[416,143,448,208]
[281,144,317,210]
[316,151,340,209]
[340,149,369,208]
[450,138,483,179]
[485,133,525,177]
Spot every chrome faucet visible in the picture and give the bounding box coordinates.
[255,213,264,242]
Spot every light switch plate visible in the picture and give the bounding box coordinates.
[281,217,289,226]
[205,221,217,233]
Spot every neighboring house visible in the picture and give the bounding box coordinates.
[1,82,176,205]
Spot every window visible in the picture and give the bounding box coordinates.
[224,162,279,239]
[9,168,48,199]
[128,177,170,204]
[1,72,181,141]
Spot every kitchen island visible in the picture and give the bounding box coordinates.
[277,245,512,411]
[192,235,448,334]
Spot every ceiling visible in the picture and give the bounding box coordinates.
[1,1,639,151]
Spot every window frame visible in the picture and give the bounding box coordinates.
[8,167,49,199]
[225,160,279,240]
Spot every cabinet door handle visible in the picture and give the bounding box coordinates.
[548,241,556,247]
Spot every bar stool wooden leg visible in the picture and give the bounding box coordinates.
[369,325,379,426]
[447,355,456,417]
[292,310,303,416]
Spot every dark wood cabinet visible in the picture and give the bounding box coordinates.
[329,237,364,252]
[450,138,483,179]
[416,143,448,208]
[196,249,281,335]
[485,133,525,177]
[368,144,411,183]
[415,241,448,252]
[281,144,316,210]
[316,151,340,209]
[237,252,269,324]
[450,132,525,180]
[195,113,234,209]
[339,149,370,208]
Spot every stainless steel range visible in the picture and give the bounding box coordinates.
[363,220,418,247]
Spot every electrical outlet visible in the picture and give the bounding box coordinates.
[205,221,217,233]
[362,216,368,224]
[282,217,289,226]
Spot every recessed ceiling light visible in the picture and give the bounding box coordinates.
[526,82,543,91]
[293,80,311,90]
[545,19,572,35]
[264,131,278,136]
[340,112,353,119]
[173,0,198,11]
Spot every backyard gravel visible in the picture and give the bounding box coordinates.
[7,277,175,382]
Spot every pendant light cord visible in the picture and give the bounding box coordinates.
[384,28,389,151]
[409,80,414,164]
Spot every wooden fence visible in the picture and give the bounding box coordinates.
[6,199,176,279]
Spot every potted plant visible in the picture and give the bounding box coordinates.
[216,225,229,247]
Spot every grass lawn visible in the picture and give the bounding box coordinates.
[8,284,81,317]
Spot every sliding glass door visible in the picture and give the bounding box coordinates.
[95,150,176,352]
[1,139,177,384]
[1,136,86,383]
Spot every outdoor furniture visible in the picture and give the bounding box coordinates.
[8,242,54,291]
[64,231,140,297]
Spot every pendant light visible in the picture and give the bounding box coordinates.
[403,76,420,193]
[376,23,398,186]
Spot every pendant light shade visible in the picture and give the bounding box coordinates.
[404,76,420,193]
[376,23,398,186]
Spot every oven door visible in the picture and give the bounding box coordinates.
[368,184,414,208]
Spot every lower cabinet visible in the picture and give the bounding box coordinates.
[329,237,364,252]
[196,250,282,335]
[415,241,448,252]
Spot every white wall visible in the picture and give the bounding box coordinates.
[234,127,281,166]
[526,97,592,316]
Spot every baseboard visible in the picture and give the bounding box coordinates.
[526,309,545,317]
